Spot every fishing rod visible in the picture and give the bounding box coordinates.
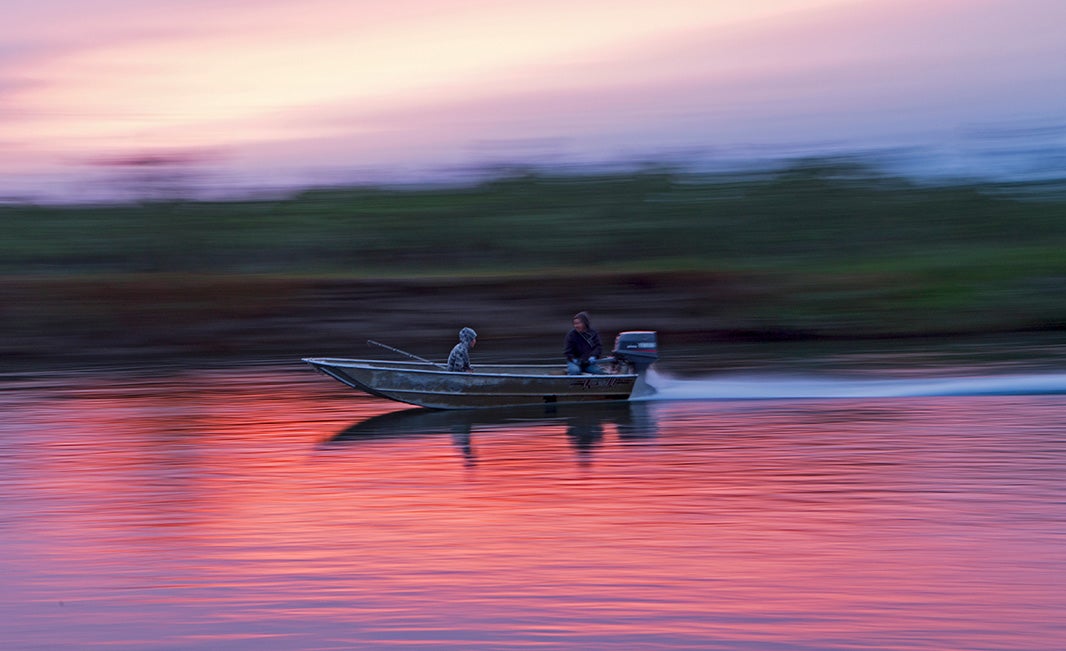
[367,339,447,369]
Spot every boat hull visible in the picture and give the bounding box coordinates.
[303,358,638,409]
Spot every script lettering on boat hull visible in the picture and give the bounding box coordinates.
[570,377,627,391]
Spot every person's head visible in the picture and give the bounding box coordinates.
[572,311,591,332]
[459,327,478,347]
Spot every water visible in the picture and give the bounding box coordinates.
[2,367,1065,650]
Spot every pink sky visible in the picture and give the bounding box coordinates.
[2,0,1064,200]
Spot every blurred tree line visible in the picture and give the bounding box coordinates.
[2,158,1064,362]
[4,158,1064,277]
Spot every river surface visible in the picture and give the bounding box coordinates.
[2,365,1065,650]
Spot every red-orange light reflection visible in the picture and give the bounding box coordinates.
[2,370,1064,650]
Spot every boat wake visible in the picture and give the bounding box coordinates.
[639,369,1066,401]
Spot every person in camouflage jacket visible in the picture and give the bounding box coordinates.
[447,327,478,372]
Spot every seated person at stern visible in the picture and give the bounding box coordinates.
[564,311,605,375]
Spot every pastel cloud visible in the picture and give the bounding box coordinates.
[1,0,1064,197]
[234,0,1066,164]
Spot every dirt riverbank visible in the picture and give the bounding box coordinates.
[3,272,1064,373]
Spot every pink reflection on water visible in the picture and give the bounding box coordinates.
[1,369,1064,649]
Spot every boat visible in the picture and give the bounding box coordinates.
[303,330,659,410]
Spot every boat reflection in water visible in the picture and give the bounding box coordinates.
[325,402,658,464]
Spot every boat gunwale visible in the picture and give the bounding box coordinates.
[380,387,633,398]
[302,357,639,381]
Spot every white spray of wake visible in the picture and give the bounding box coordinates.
[636,368,1066,401]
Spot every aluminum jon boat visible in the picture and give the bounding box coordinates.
[303,331,659,410]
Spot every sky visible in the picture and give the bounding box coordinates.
[2,0,1065,200]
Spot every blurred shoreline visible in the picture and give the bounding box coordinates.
[3,162,1064,374]
[3,272,1065,375]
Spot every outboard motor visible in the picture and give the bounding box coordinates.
[613,331,659,375]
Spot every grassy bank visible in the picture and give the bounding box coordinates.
[2,159,1065,367]
[5,159,1066,276]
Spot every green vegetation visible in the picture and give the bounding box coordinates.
[2,158,1065,357]
[4,159,1065,277]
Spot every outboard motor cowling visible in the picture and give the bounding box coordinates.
[613,331,658,375]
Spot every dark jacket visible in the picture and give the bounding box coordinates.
[564,314,603,363]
